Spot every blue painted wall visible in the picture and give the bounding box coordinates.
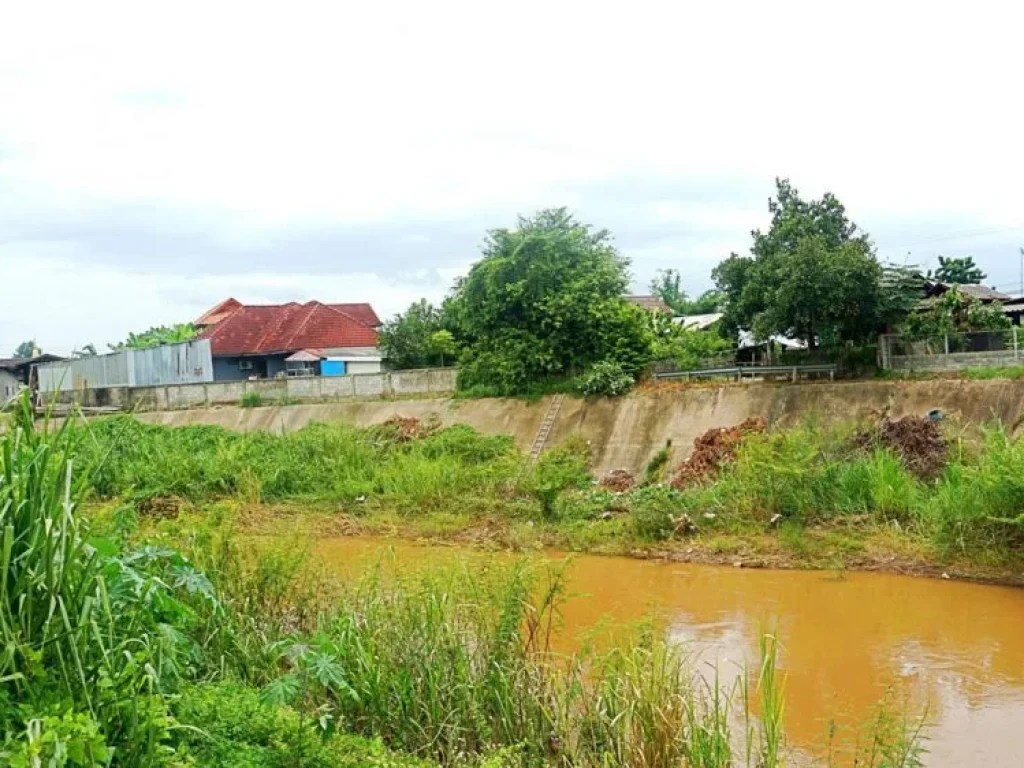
[321,359,347,377]
[212,355,288,381]
[212,357,247,381]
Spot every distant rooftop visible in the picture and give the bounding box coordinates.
[626,295,673,314]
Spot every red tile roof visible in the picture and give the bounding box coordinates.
[195,298,243,327]
[329,303,381,327]
[197,300,379,356]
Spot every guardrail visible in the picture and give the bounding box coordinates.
[654,364,836,382]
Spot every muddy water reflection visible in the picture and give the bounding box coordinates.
[313,539,1024,767]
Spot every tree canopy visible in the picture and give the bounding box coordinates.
[933,255,986,285]
[108,323,198,352]
[377,300,458,369]
[449,208,652,393]
[712,179,884,348]
[12,341,38,359]
[901,288,1009,338]
[649,269,722,315]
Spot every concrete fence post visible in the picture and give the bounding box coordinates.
[944,334,950,356]
[1014,326,1019,360]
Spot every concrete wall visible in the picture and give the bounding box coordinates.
[889,351,1023,372]
[51,367,459,410]
[131,378,1024,476]
[346,360,382,375]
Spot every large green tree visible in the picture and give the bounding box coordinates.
[378,300,458,369]
[712,179,884,348]
[108,323,198,352]
[933,255,986,284]
[450,208,652,393]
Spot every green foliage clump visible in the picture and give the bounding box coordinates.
[900,288,1010,339]
[378,299,459,369]
[528,436,592,518]
[925,428,1024,555]
[713,178,887,348]
[109,322,198,352]
[240,391,264,408]
[450,208,653,395]
[630,485,692,540]
[579,360,634,397]
[933,255,986,284]
[174,683,433,767]
[649,268,723,314]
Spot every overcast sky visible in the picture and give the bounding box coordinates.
[2,1,1023,355]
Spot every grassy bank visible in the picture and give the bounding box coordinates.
[77,412,1024,582]
[1,397,927,766]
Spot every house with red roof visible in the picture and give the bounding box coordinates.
[196,298,383,380]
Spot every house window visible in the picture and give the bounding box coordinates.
[286,362,318,377]
[238,360,254,371]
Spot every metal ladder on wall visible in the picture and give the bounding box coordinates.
[529,393,565,461]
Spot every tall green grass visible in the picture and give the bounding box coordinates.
[80,417,520,511]
[80,413,1024,560]
[1,398,929,766]
[0,396,204,764]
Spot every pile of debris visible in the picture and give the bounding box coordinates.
[381,416,430,442]
[670,417,767,489]
[599,468,636,493]
[853,415,948,479]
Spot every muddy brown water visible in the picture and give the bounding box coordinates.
[313,538,1024,767]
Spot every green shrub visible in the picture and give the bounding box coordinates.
[643,444,673,484]
[528,436,592,518]
[630,485,691,540]
[240,391,264,408]
[926,429,1024,554]
[578,360,634,397]
[173,683,432,767]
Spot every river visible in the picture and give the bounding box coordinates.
[313,538,1024,767]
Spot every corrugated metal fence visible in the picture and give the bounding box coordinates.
[37,340,213,392]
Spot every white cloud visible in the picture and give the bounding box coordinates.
[2,0,1023,351]
[0,254,436,356]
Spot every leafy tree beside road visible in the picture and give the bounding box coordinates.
[449,208,653,394]
[713,178,885,349]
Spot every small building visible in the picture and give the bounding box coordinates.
[626,295,674,314]
[0,354,65,397]
[0,367,20,400]
[1000,298,1024,326]
[920,282,1012,306]
[196,299,383,381]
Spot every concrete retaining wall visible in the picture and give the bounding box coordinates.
[889,351,1022,372]
[51,368,458,410]
[133,379,1024,476]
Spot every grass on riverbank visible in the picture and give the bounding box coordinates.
[77,413,1024,579]
[3,396,927,766]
